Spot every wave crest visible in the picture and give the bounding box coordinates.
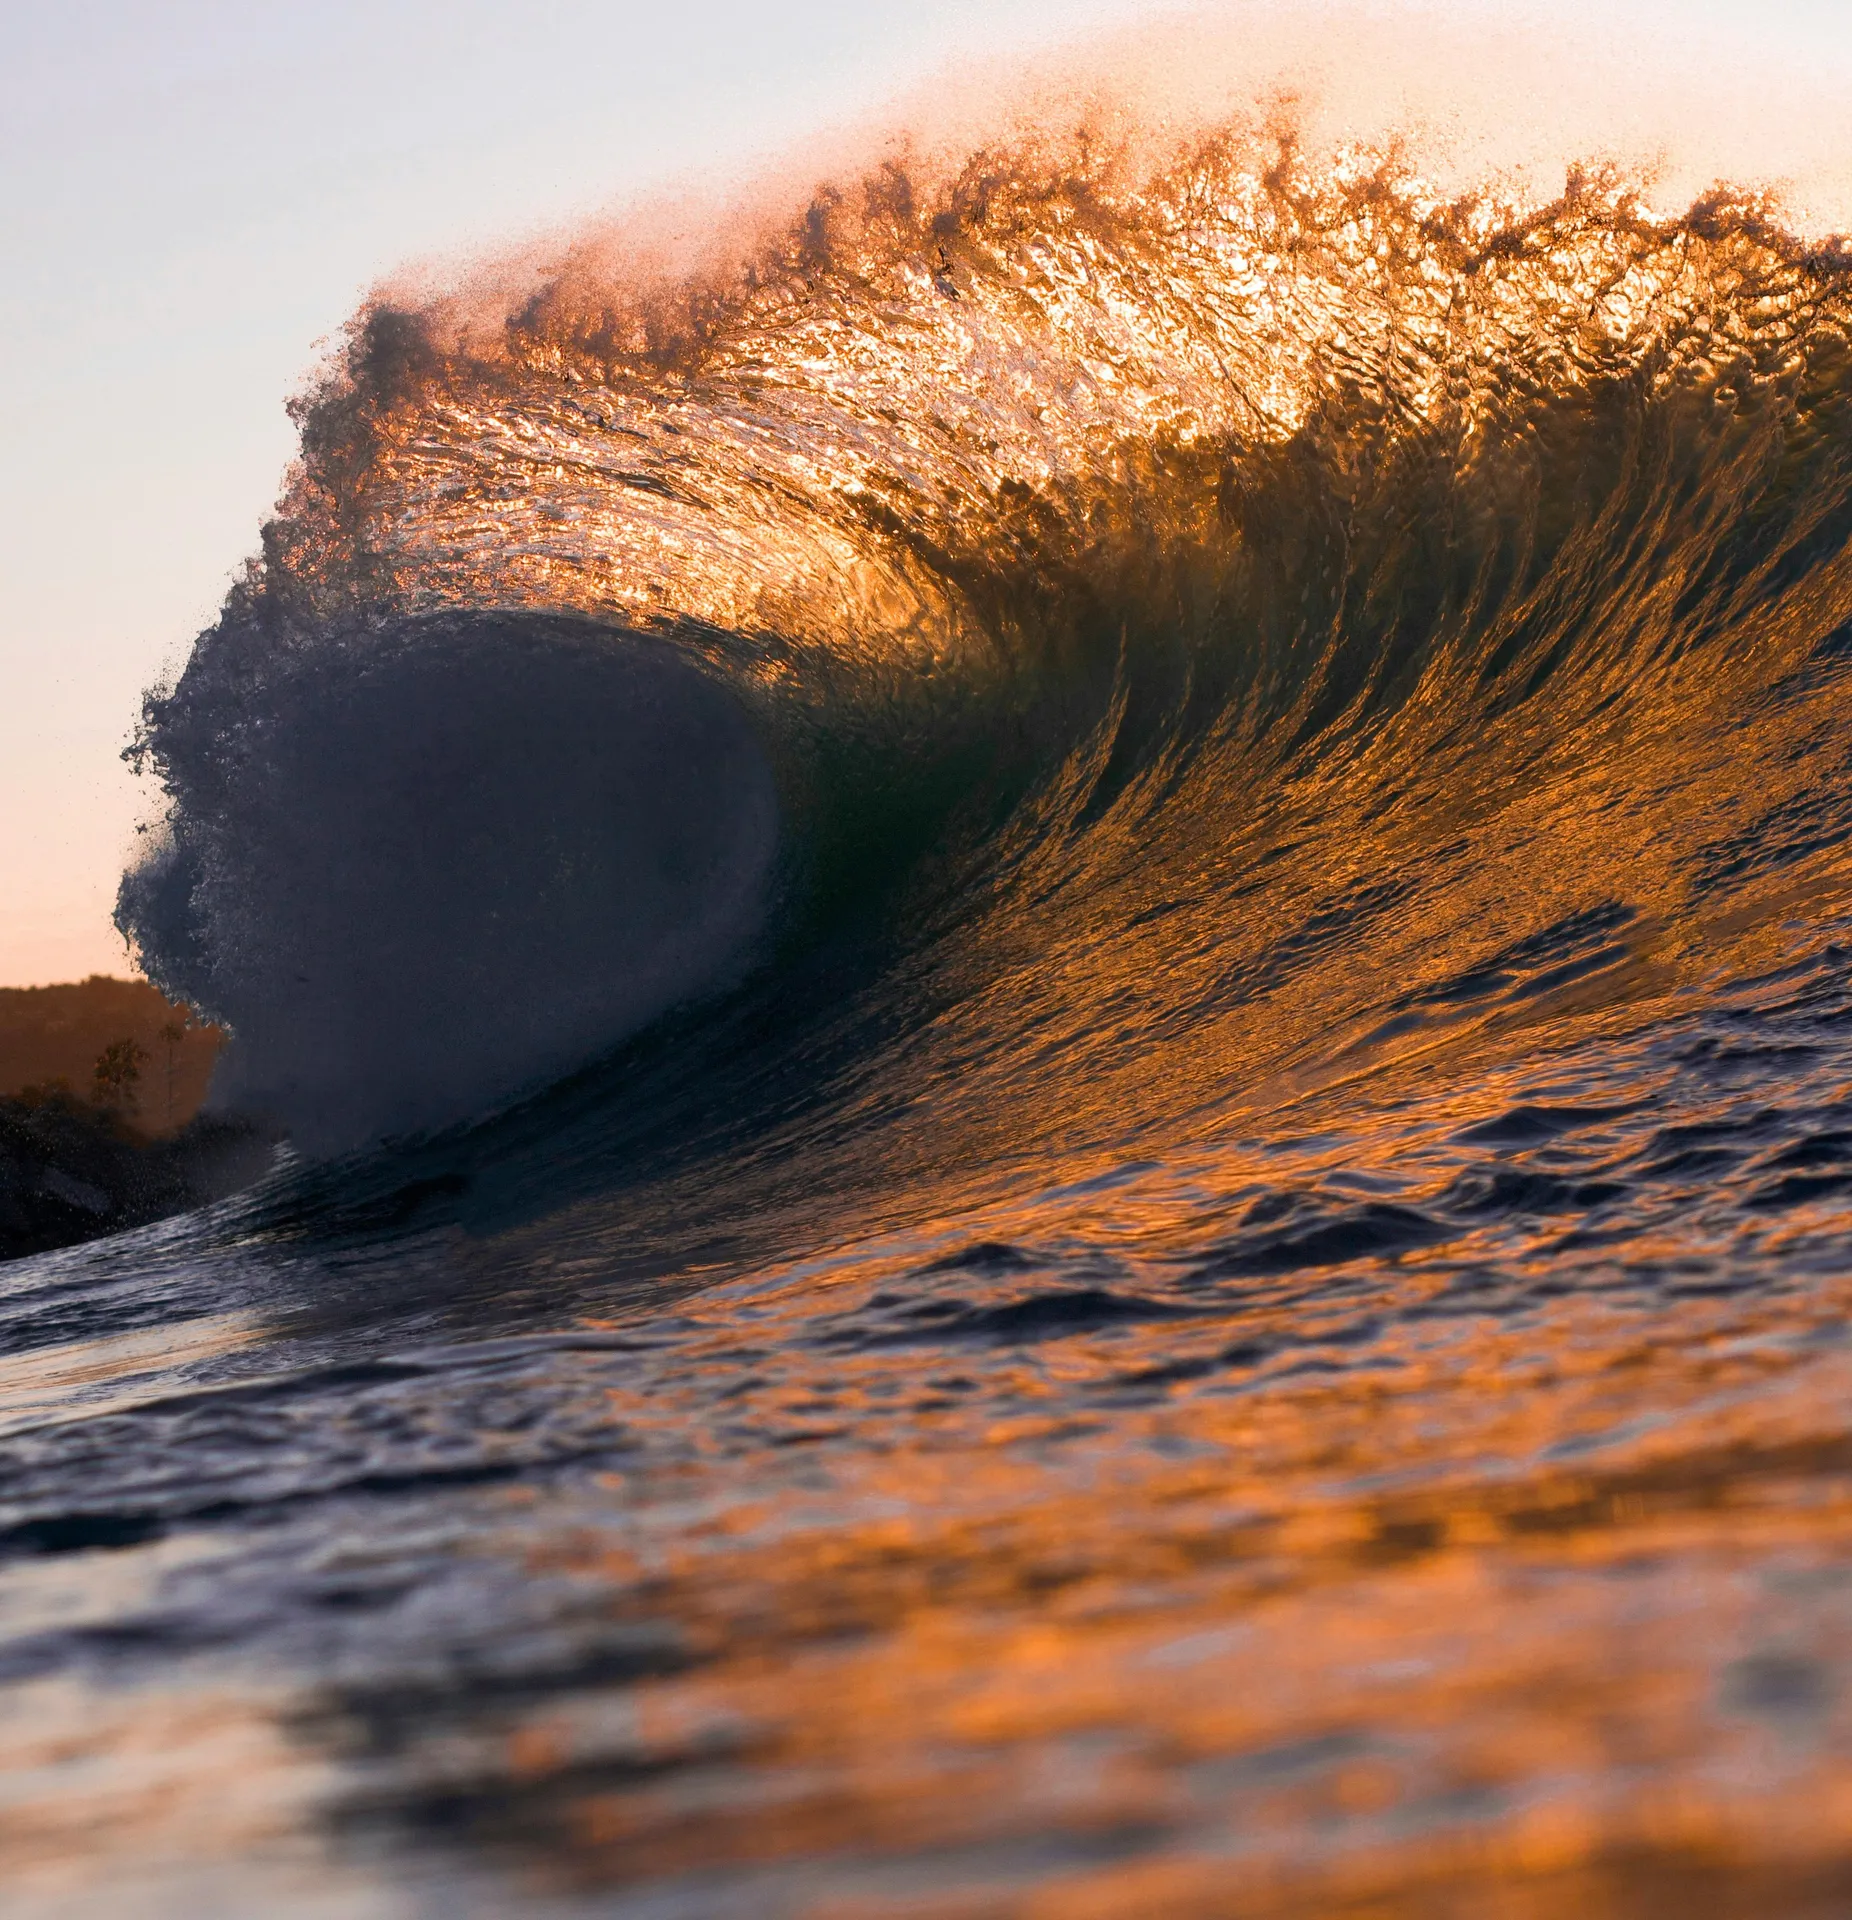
[121,119,1852,1154]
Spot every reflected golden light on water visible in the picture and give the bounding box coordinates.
[73,90,1852,1918]
[0,1675,394,1918]
[0,1314,263,1439]
[264,1030,1852,1913]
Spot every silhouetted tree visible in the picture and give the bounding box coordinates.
[93,1037,148,1114]
[158,1020,188,1131]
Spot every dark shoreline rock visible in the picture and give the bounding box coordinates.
[0,1094,273,1263]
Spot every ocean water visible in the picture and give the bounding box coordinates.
[12,120,1852,1915]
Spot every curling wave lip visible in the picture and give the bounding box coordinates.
[119,613,779,1154]
[117,128,1852,1169]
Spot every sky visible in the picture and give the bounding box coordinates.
[5,0,1852,987]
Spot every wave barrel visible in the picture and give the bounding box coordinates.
[118,613,779,1152]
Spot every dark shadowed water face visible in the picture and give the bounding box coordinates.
[17,126,1852,1914]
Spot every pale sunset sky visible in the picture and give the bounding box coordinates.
[5,0,1851,986]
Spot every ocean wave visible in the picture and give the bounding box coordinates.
[122,615,776,1151]
[119,122,1852,1157]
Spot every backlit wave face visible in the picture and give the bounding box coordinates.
[234,129,1852,675]
[122,122,1852,1161]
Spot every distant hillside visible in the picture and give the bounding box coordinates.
[0,977,224,1135]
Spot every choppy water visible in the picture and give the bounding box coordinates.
[12,117,1852,1915]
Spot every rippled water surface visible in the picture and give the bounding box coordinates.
[15,895,1852,1916]
[19,119,1852,1915]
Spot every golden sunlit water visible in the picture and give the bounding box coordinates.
[13,116,1852,1915]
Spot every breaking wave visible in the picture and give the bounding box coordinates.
[121,616,776,1151]
[51,55,1852,1913]
[119,118,1852,1161]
